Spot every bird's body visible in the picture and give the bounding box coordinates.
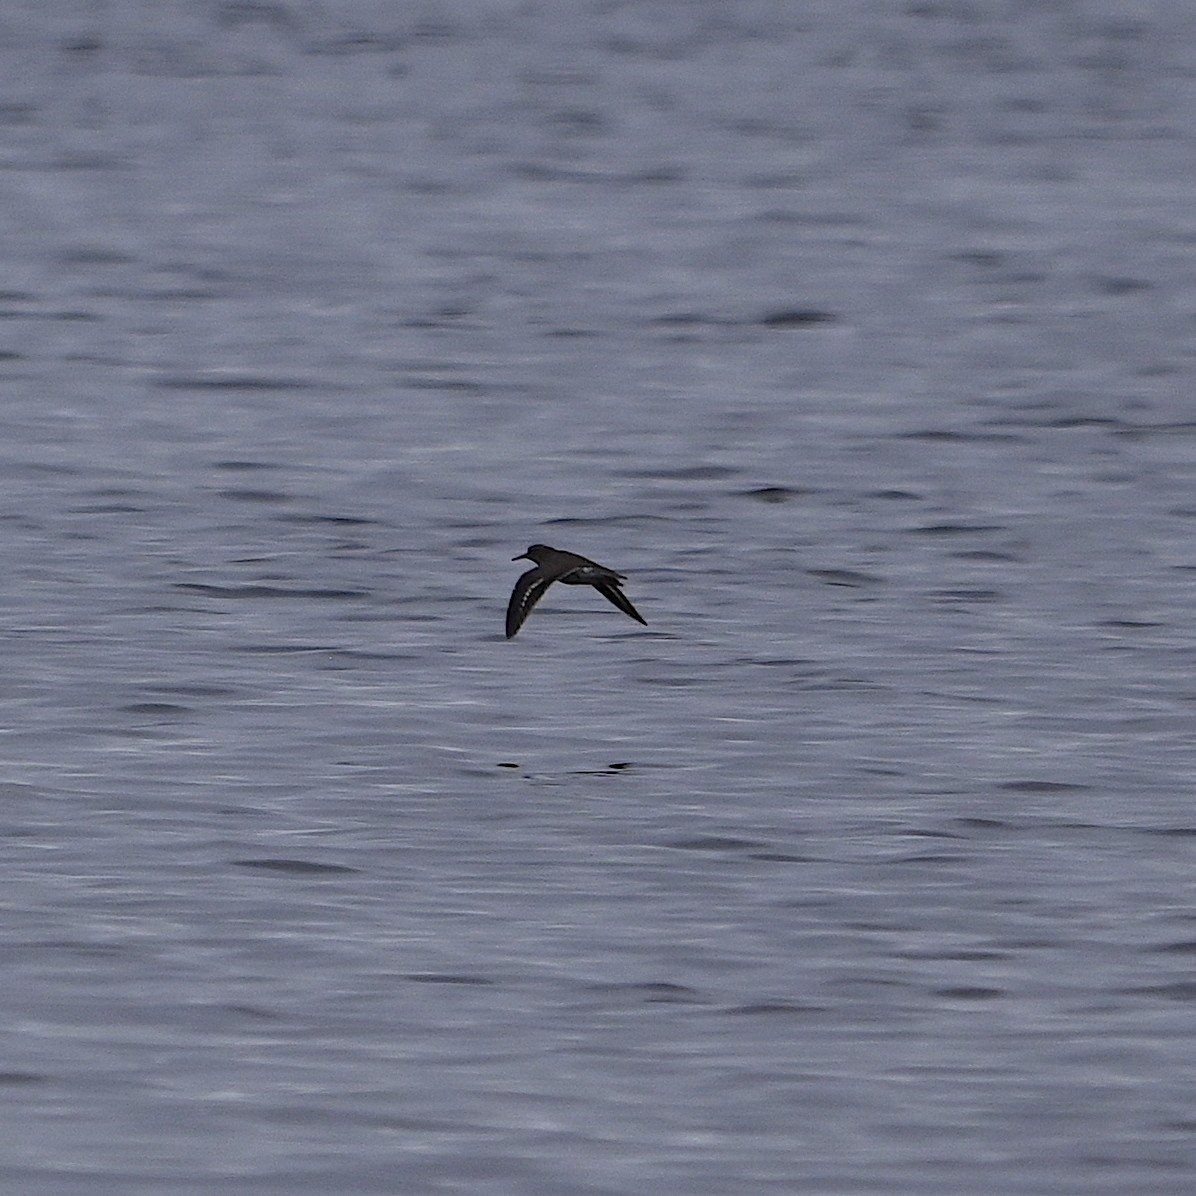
[506,544,647,638]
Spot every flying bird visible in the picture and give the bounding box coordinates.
[506,544,648,638]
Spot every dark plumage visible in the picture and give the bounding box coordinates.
[506,544,648,638]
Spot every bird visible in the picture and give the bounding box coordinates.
[506,544,647,638]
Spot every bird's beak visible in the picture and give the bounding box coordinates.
[512,552,530,561]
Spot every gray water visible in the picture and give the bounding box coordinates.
[3,2,1196,1193]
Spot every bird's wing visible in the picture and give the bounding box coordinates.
[572,556,626,580]
[594,581,647,626]
[506,570,554,638]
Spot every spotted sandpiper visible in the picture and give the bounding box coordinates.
[506,544,648,638]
